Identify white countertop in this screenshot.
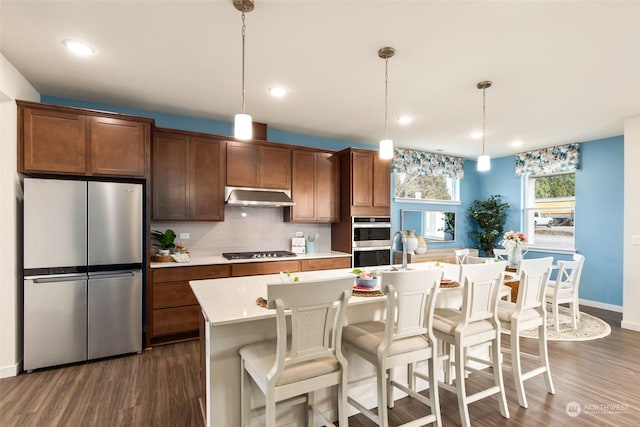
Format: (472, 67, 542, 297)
(190, 263, 449, 327)
(150, 250, 351, 268)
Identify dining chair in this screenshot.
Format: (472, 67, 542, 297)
(493, 248, 508, 261)
(342, 268, 443, 427)
(433, 261, 509, 427)
(498, 257, 555, 408)
(454, 249, 470, 264)
(239, 276, 354, 427)
(545, 253, 585, 331)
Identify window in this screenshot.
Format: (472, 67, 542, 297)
(394, 172, 460, 202)
(523, 173, 575, 251)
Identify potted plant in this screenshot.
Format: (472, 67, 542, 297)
(151, 229, 176, 255)
(468, 195, 509, 256)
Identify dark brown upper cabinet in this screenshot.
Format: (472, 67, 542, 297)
(338, 148, 391, 218)
(226, 140, 291, 190)
(152, 129, 226, 221)
(285, 148, 339, 223)
(18, 100, 151, 178)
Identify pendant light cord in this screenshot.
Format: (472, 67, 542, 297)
(384, 56, 389, 140)
(241, 11, 247, 114)
(482, 86, 486, 156)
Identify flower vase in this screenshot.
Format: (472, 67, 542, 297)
(405, 230, 418, 254)
(507, 246, 523, 269)
(415, 233, 427, 254)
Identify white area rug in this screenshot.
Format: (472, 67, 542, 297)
(519, 305, 611, 341)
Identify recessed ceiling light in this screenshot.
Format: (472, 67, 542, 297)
(63, 39, 95, 56)
(511, 140, 523, 147)
(397, 115, 412, 125)
(268, 86, 287, 97)
(470, 131, 483, 140)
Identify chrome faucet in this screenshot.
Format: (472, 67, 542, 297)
(392, 230, 408, 271)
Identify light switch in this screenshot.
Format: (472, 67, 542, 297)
(632, 235, 640, 245)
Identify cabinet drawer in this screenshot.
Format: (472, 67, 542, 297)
(300, 257, 351, 272)
(153, 281, 198, 308)
(152, 264, 230, 283)
(153, 305, 200, 336)
(231, 260, 299, 277)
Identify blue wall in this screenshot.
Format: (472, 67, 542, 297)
(42, 96, 625, 307)
(473, 137, 624, 307)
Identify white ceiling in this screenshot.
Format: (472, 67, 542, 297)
(2, 0, 639, 159)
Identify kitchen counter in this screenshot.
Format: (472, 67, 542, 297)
(150, 250, 350, 268)
(190, 263, 464, 427)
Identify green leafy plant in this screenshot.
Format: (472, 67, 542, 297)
(468, 195, 509, 256)
(151, 229, 176, 250)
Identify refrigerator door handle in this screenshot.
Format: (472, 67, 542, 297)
(32, 275, 88, 284)
(89, 271, 138, 279)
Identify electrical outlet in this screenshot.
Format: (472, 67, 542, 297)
(179, 233, 190, 239)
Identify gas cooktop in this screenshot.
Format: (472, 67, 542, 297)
(222, 250, 298, 260)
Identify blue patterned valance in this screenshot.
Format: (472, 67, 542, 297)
(391, 147, 464, 179)
(515, 143, 580, 177)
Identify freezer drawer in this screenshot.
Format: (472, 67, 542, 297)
(88, 271, 142, 359)
(24, 275, 88, 371)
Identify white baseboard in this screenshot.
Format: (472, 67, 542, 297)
(621, 320, 640, 332)
(0, 359, 22, 378)
(578, 298, 622, 313)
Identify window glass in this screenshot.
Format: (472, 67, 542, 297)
(394, 172, 459, 202)
(524, 173, 575, 250)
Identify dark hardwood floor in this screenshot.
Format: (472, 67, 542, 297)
(1, 306, 639, 426)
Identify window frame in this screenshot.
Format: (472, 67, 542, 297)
(522, 172, 576, 253)
(393, 172, 461, 205)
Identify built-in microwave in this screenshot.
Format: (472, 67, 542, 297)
(352, 217, 392, 267)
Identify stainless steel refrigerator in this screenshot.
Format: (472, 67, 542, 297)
(23, 178, 143, 371)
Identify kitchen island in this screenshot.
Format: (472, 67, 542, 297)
(190, 264, 466, 427)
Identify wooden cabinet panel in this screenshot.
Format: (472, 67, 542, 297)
(21, 107, 87, 174)
(259, 146, 291, 189)
(152, 132, 188, 220)
(152, 264, 230, 283)
(286, 149, 338, 223)
(351, 152, 373, 208)
(152, 129, 225, 221)
(90, 117, 147, 176)
(300, 257, 351, 272)
(226, 141, 259, 187)
(18, 101, 151, 178)
(288, 150, 316, 221)
(373, 155, 391, 208)
(189, 137, 225, 220)
(231, 260, 299, 277)
(226, 141, 291, 189)
(153, 281, 198, 309)
(153, 305, 200, 336)
(316, 152, 339, 221)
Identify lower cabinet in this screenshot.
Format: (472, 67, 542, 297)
(150, 264, 230, 345)
(150, 256, 352, 345)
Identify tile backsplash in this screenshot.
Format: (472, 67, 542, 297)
(152, 206, 332, 256)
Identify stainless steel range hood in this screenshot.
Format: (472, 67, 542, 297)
(224, 186, 295, 207)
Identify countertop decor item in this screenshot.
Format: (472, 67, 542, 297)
(405, 229, 418, 254)
(151, 229, 176, 254)
(415, 232, 427, 254)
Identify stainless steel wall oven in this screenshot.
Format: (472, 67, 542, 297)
(352, 216, 392, 268)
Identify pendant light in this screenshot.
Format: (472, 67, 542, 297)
(477, 80, 492, 172)
(233, 0, 254, 140)
(378, 47, 395, 160)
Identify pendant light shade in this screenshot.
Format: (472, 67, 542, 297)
(379, 139, 393, 159)
(477, 154, 491, 172)
(234, 114, 252, 140)
(476, 80, 492, 172)
(378, 47, 395, 160)
(233, 0, 254, 140)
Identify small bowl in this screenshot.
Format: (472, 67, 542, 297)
(355, 277, 379, 288)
